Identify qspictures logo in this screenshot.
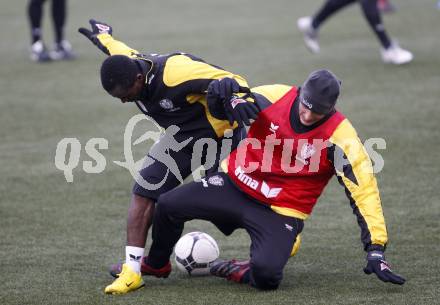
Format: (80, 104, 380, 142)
(54, 114, 387, 190)
(54, 114, 234, 188)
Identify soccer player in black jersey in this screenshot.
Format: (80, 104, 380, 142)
(79, 19, 291, 294)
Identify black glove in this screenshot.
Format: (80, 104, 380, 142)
(78, 19, 113, 55)
(206, 78, 259, 127)
(224, 96, 260, 127)
(207, 77, 248, 103)
(364, 250, 406, 285)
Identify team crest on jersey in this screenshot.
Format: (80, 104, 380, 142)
(159, 99, 174, 110)
(299, 143, 316, 164)
(208, 175, 224, 186)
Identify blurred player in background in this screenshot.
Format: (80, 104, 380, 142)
(297, 0, 413, 65)
(78, 20, 292, 294)
(27, 0, 75, 62)
(141, 71, 406, 290)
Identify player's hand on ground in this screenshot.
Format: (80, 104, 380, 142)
(363, 250, 406, 285)
(78, 19, 113, 55)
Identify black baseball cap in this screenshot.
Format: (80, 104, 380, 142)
(299, 69, 342, 115)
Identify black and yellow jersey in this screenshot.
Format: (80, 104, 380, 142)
(97, 34, 250, 141)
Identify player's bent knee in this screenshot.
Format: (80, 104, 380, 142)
(251, 264, 282, 290)
(155, 197, 172, 215)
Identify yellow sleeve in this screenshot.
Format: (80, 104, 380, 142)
(329, 119, 388, 250)
(162, 54, 248, 90)
(96, 33, 139, 57)
(160, 54, 250, 137)
(251, 84, 292, 104)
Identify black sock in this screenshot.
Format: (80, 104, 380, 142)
(52, 0, 66, 44)
(312, 0, 357, 29)
(28, 0, 46, 44)
(359, 0, 391, 49)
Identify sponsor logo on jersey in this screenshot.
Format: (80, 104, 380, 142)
(261, 181, 282, 198)
(234, 166, 259, 190)
(269, 122, 279, 133)
(296, 143, 316, 165)
(234, 167, 283, 197)
(208, 175, 224, 186)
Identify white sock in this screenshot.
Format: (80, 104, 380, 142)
(125, 246, 144, 273)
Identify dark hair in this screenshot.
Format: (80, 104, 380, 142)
(100, 55, 139, 92)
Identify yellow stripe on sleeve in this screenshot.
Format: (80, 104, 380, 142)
(163, 55, 248, 88)
(97, 34, 139, 57)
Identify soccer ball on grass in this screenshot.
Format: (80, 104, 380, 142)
(174, 231, 219, 275)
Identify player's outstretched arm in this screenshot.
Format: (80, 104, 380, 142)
(78, 19, 139, 57)
(328, 119, 388, 248)
(328, 120, 405, 285)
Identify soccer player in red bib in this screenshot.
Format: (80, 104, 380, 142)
(140, 69, 406, 290)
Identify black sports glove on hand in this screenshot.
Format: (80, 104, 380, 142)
(224, 96, 260, 127)
(78, 19, 113, 55)
(364, 250, 406, 285)
(207, 78, 259, 127)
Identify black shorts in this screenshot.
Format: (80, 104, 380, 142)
(132, 128, 246, 201)
(132, 145, 194, 201)
(148, 172, 303, 288)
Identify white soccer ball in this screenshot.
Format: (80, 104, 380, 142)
(174, 231, 220, 276)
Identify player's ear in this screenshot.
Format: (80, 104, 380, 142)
(136, 73, 143, 81)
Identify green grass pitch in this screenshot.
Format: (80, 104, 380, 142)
(0, 0, 439, 304)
